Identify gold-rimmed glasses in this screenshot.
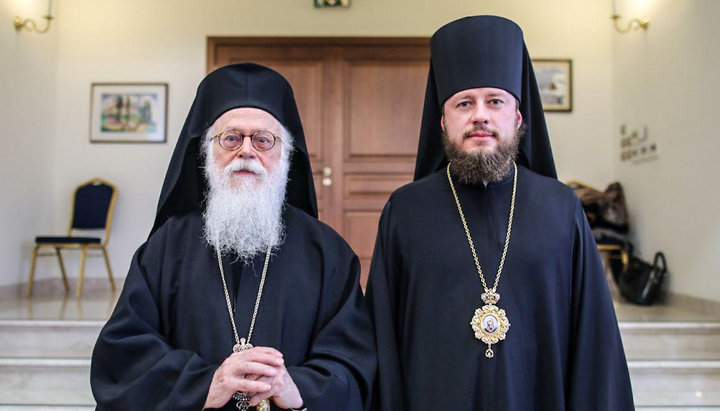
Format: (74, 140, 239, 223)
(212, 130, 280, 152)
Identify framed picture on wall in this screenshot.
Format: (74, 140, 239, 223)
(532, 59, 572, 112)
(90, 83, 168, 143)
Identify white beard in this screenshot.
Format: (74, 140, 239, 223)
(202, 145, 290, 262)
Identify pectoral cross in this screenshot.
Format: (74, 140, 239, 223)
(231, 339, 270, 411)
(232, 339, 253, 410)
(233, 338, 253, 353)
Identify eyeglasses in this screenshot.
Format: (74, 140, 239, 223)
(212, 130, 280, 152)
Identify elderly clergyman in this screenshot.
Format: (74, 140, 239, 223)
(366, 16, 634, 410)
(91, 63, 376, 411)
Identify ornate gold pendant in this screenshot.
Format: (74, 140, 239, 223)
(471, 294, 510, 358)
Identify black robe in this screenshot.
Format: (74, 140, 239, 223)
(366, 166, 634, 410)
(91, 206, 376, 410)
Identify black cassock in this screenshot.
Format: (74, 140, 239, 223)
(91, 206, 376, 410)
(366, 166, 634, 411)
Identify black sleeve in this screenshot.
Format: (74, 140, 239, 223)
(566, 199, 635, 410)
(288, 232, 377, 411)
(365, 201, 406, 411)
(90, 228, 216, 411)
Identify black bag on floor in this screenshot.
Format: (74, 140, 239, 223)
(619, 251, 667, 305)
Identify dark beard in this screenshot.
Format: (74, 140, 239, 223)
(442, 124, 523, 184)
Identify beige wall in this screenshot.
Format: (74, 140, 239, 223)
(5, 0, 671, 298)
(1, 0, 58, 287)
(612, 0, 720, 302)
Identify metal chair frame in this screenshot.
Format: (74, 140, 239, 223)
(27, 178, 118, 297)
(597, 243, 629, 272)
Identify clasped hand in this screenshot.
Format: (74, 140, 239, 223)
(204, 346, 303, 409)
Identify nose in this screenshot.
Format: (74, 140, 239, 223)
(471, 105, 490, 125)
(234, 136, 257, 159)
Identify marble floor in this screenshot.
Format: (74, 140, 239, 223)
(1, 284, 719, 409)
(0, 288, 119, 321)
(615, 299, 720, 323)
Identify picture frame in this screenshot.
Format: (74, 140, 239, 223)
(90, 83, 168, 143)
(532, 59, 572, 112)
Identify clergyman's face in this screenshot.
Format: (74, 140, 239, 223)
(210, 107, 283, 188)
(441, 87, 522, 155)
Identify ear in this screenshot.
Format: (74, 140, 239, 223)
(440, 115, 446, 133)
(516, 109, 523, 130)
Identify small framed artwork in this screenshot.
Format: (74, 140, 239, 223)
(532, 59, 572, 112)
(90, 83, 168, 143)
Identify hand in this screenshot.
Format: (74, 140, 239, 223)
(204, 347, 284, 409)
(248, 362, 303, 410)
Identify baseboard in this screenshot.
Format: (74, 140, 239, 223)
(0, 278, 121, 300)
(664, 291, 720, 317)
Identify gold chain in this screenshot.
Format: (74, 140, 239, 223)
(216, 245, 271, 349)
(446, 162, 517, 294)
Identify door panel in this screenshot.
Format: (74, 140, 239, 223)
(344, 211, 383, 283)
(345, 61, 428, 157)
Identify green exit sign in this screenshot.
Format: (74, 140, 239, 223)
(314, 0, 350, 8)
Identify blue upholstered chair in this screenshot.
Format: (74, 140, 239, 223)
(27, 178, 118, 297)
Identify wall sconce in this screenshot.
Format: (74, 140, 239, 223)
(14, 0, 54, 34)
(315, 0, 350, 8)
(611, 0, 649, 33)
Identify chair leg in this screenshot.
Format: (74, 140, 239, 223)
(600, 251, 611, 275)
(76, 247, 88, 298)
(620, 248, 629, 271)
(26, 245, 40, 297)
(101, 247, 116, 292)
(55, 248, 70, 292)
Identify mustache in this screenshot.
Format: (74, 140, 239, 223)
(463, 124, 498, 139)
(223, 158, 267, 177)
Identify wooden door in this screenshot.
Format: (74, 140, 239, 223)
(208, 38, 430, 286)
